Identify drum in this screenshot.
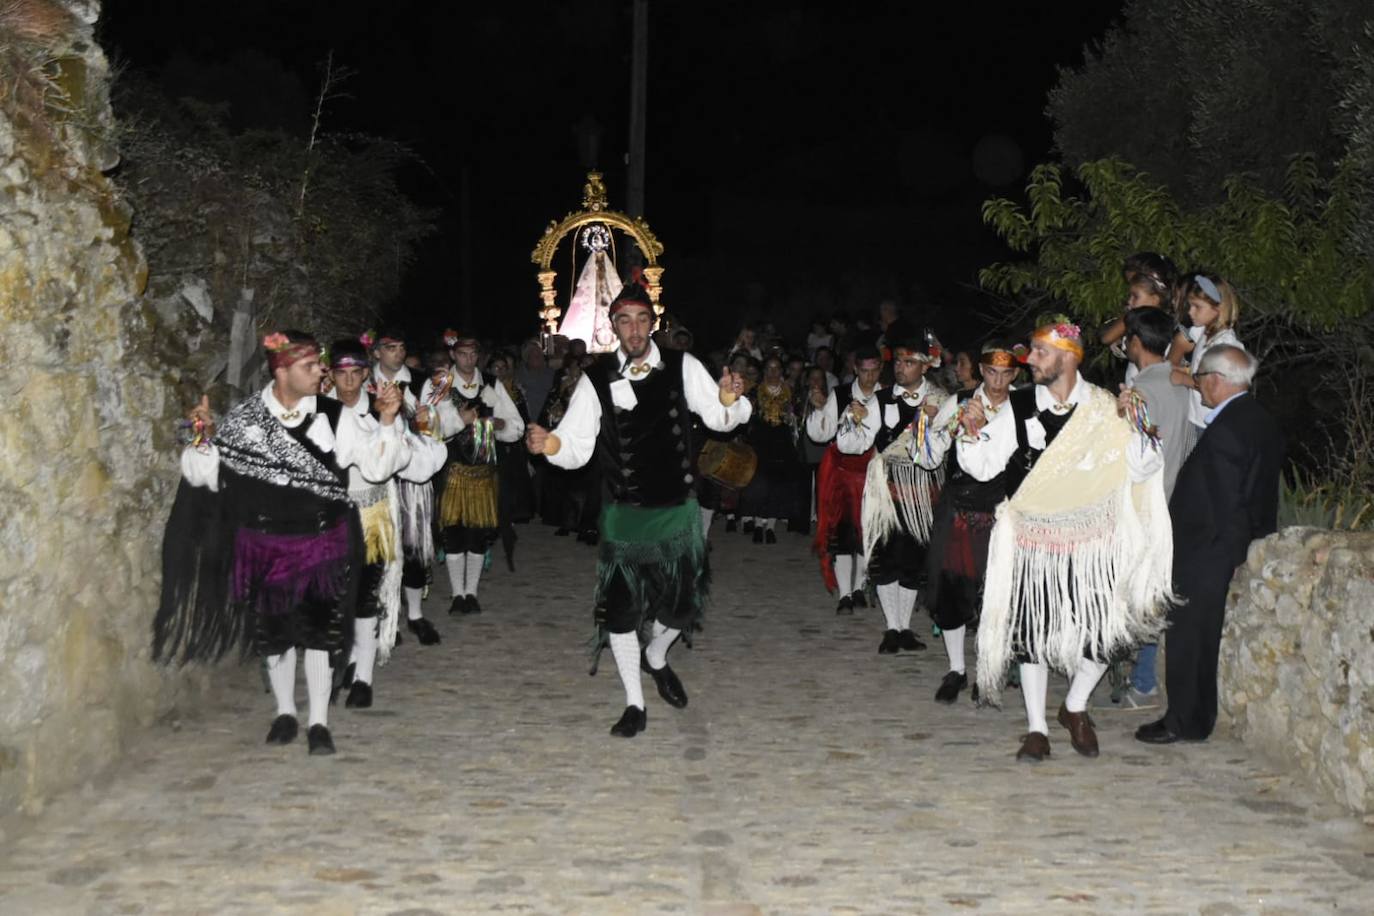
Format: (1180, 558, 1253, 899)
(698, 439, 758, 490)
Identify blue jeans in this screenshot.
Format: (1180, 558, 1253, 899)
(1131, 643, 1159, 693)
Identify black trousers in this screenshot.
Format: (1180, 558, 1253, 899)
(1164, 574, 1230, 740)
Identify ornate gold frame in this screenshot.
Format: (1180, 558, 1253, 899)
(530, 171, 665, 334)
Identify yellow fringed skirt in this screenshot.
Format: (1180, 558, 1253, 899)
(356, 488, 399, 565)
(440, 463, 499, 530)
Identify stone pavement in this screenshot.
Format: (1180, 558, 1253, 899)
(2, 524, 1371, 915)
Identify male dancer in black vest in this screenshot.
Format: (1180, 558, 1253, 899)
(525, 282, 750, 737)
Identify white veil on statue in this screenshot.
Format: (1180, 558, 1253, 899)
(557, 225, 621, 353)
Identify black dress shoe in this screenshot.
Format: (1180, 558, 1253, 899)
(641, 651, 688, 708)
(1016, 732, 1051, 762)
(329, 662, 356, 705)
(765, 529, 777, 545)
(265, 714, 298, 745)
(753, 527, 764, 544)
(1135, 718, 1182, 744)
(580, 529, 599, 546)
(610, 706, 647, 737)
(896, 629, 927, 651)
(307, 724, 336, 755)
(724, 518, 738, 533)
(934, 670, 968, 704)
(463, 594, 482, 615)
(344, 681, 373, 709)
(851, 590, 868, 608)
(836, 594, 855, 615)
(448, 596, 465, 616)
(742, 518, 755, 534)
(407, 617, 441, 646)
(555, 527, 571, 536)
(878, 629, 900, 654)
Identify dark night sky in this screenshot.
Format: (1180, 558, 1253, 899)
(100, 0, 1122, 348)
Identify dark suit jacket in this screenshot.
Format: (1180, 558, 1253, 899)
(1169, 393, 1284, 593)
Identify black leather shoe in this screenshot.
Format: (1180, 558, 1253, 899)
(307, 724, 336, 755)
(851, 590, 868, 608)
(464, 595, 482, 615)
(641, 651, 688, 708)
(765, 529, 777, 545)
(329, 661, 356, 705)
(265, 714, 298, 745)
(753, 528, 764, 544)
(897, 629, 927, 651)
(742, 519, 755, 534)
(555, 527, 571, 536)
(724, 518, 738, 533)
(1016, 732, 1051, 762)
(448, 596, 465, 616)
(610, 706, 647, 737)
(878, 629, 900, 654)
(407, 617, 441, 646)
(344, 681, 373, 709)
(836, 594, 854, 615)
(580, 529, 599, 546)
(934, 671, 968, 704)
(1135, 718, 1182, 745)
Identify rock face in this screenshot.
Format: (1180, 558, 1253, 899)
(0, 0, 213, 816)
(1219, 527, 1374, 814)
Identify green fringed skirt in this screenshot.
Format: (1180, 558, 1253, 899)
(591, 498, 709, 667)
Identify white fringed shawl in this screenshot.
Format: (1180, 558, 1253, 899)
(862, 427, 944, 559)
(975, 385, 1173, 702)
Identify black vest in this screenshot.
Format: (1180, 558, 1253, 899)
(1004, 387, 1076, 497)
(587, 349, 696, 507)
(873, 386, 924, 454)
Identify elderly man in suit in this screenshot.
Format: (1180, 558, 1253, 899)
(1137, 345, 1283, 744)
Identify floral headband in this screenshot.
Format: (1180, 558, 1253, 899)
(443, 328, 477, 349)
(980, 344, 1026, 368)
(1030, 316, 1084, 358)
(263, 332, 321, 371)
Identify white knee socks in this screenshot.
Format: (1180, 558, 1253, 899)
(303, 649, 332, 727)
(700, 508, 714, 536)
(267, 648, 297, 717)
(1065, 657, 1108, 713)
(405, 586, 423, 621)
(876, 582, 902, 630)
(834, 555, 854, 593)
(353, 618, 378, 686)
(465, 552, 484, 596)
(763, 518, 776, 531)
(445, 554, 466, 597)
(897, 587, 918, 630)
(942, 625, 966, 674)
(1020, 661, 1049, 736)
(853, 553, 868, 593)
(608, 632, 645, 710)
(644, 622, 680, 669)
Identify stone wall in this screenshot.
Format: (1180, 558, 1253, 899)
(0, 0, 213, 817)
(1220, 527, 1374, 815)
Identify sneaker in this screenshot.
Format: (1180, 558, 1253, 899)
(1120, 686, 1161, 710)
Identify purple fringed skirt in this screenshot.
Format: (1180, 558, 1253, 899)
(232, 518, 353, 615)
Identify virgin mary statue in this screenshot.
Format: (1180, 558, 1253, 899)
(556, 224, 621, 353)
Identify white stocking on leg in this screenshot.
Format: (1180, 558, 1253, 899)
(464, 552, 485, 597)
(353, 618, 378, 686)
(853, 553, 869, 594)
(644, 623, 680, 669)
(1065, 658, 1108, 713)
(834, 555, 855, 595)
(608, 632, 645, 710)
(1020, 661, 1049, 736)
(445, 555, 466, 597)
(405, 587, 424, 621)
(942, 626, 966, 674)
(303, 649, 332, 728)
(700, 508, 714, 537)
(266, 648, 297, 717)
(897, 587, 918, 631)
(875, 583, 902, 630)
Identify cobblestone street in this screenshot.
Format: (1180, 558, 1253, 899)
(2, 524, 1371, 915)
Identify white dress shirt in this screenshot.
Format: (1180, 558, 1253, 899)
(547, 342, 752, 471)
(420, 368, 525, 444)
(180, 384, 410, 492)
(342, 391, 448, 491)
(804, 380, 884, 449)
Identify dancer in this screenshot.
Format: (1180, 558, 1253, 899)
(970, 318, 1172, 761)
(808, 346, 885, 613)
(525, 281, 750, 737)
(917, 342, 1021, 702)
(859, 332, 947, 654)
(329, 338, 447, 707)
(155, 330, 414, 754)
(421, 331, 525, 615)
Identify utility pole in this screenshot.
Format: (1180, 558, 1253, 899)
(627, 0, 648, 225)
